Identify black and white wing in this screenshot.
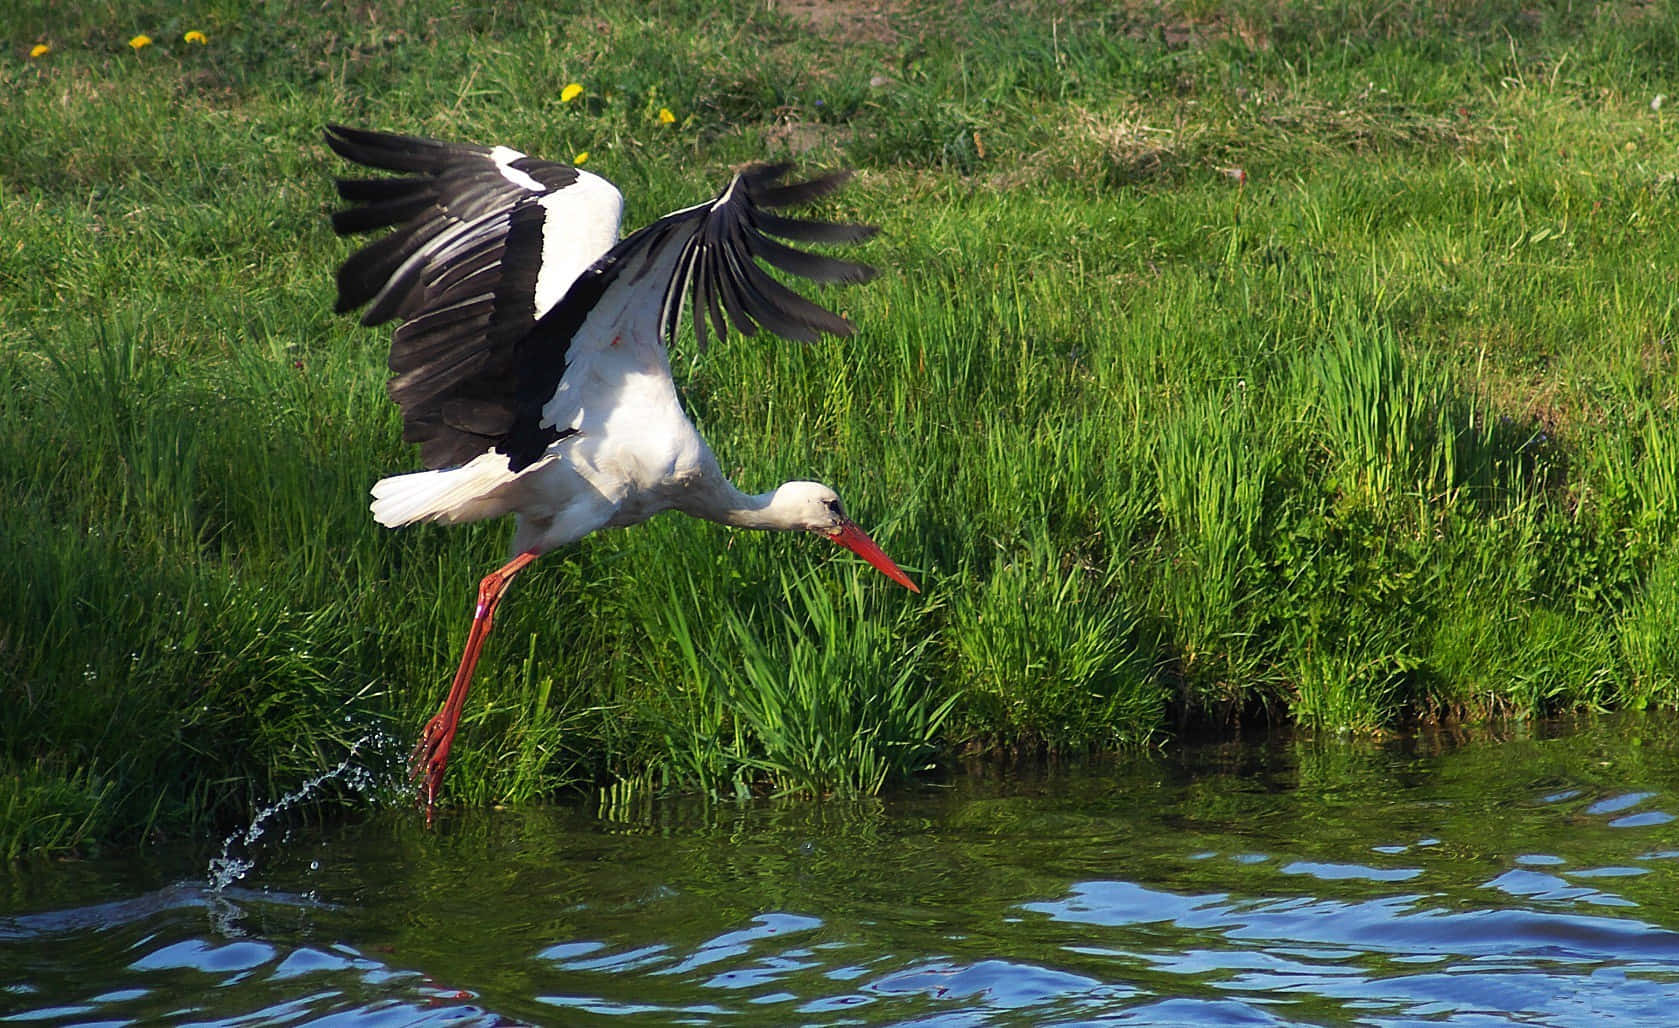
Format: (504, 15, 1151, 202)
(327, 126, 877, 474)
(646, 162, 880, 353)
(500, 163, 880, 469)
(325, 124, 623, 468)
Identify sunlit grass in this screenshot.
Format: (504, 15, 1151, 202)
(4, 0, 1679, 850)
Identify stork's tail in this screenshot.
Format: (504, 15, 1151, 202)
(369, 452, 527, 527)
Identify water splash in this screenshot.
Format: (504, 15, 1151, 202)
(207, 733, 397, 894)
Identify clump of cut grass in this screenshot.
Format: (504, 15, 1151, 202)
(654, 567, 949, 797)
(1618, 555, 1679, 711)
(1284, 623, 1420, 734)
(1153, 391, 1275, 698)
(0, 762, 113, 861)
(947, 538, 1159, 752)
(1299, 319, 1454, 508)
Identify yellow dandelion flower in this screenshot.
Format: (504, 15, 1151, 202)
(657, 107, 675, 124)
(184, 30, 207, 44)
(573, 151, 590, 165)
(128, 34, 153, 50)
(29, 43, 50, 58)
(560, 82, 583, 103)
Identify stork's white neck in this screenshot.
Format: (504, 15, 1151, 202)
(689, 481, 796, 531)
(680, 477, 839, 533)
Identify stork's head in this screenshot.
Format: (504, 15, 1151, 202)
(774, 481, 920, 593)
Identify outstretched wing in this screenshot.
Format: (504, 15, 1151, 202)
(501, 163, 880, 470)
(324, 124, 623, 468)
(654, 163, 880, 353)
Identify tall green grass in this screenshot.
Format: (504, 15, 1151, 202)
(654, 569, 951, 796)
(5, 0, 1679, 852)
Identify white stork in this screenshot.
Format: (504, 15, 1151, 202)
(323, 125, 918, 815)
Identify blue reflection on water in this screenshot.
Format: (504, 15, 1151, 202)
(7, 724, 1679, 1026)
(1015, 866, 1679, 1023)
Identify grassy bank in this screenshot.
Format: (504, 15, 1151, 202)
(4, 0, 1677, 854)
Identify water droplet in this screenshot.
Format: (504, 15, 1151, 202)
(206, 733, 394, 892)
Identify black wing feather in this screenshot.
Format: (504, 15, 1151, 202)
(710, 239, 762, 337)
(334, 214, 446, 315)
(751, 169, 853, 208)
(324, 123, 491, 174)
(330, 190, 437, 234)
(715, 212, 859, 338)
(746, 231, 876, 284)
(751, 210, 877, 245)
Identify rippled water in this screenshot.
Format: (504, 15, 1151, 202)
(5, 717, 1679, 1025)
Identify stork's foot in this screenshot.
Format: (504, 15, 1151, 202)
(409, 708, 459, 825)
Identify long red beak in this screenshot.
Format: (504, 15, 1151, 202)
(825, 519, 920, 593)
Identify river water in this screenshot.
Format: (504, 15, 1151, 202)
(4, 717, 1679, 1025)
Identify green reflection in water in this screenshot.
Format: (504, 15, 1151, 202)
(5, 714, 1679, 1025)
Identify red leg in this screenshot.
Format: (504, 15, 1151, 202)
(411, 550, 540, 822)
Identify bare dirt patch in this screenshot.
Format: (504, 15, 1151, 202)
(772, 0, 905, 46)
